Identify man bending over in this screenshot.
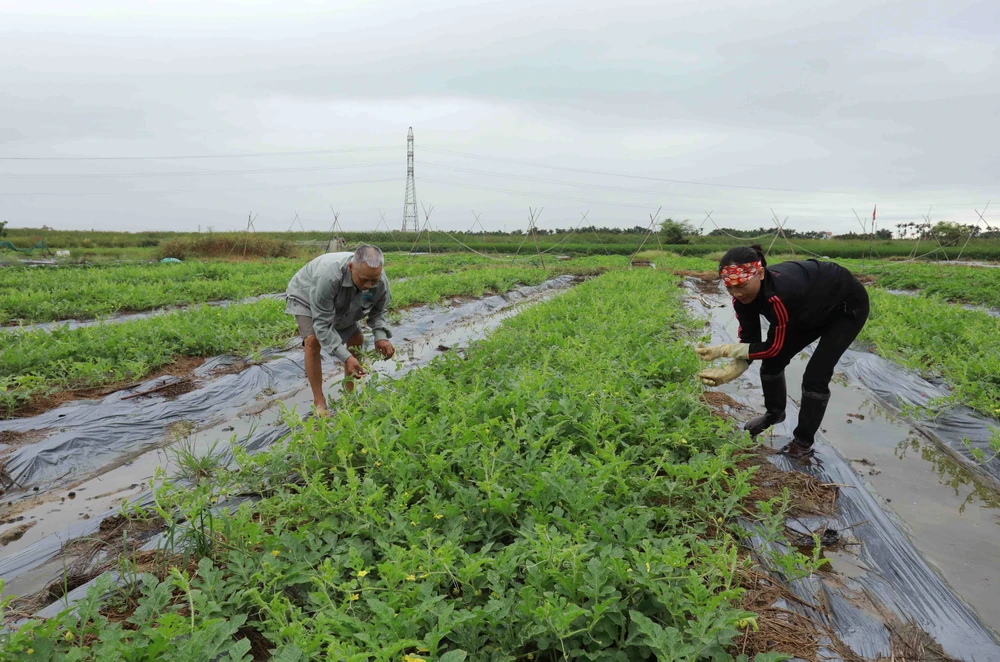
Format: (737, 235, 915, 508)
(284, 244, 395, 415)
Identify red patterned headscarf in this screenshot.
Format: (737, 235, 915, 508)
(720, 261, 762, 287)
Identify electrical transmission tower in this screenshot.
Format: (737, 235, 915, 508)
(401, 127, 419, 232)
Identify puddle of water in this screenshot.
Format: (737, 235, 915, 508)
(0, 284, 568, 600)
(710, 298, 1000, 635)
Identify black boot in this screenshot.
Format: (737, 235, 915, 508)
(779, 390, 831, 458)
(744, 372, 787, 437)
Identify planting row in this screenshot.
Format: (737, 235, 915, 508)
(0, 253, 515, 326)
(0, 267, 583, 418)
(0, 270, 794, 661)
(858, 290, 1000, 419)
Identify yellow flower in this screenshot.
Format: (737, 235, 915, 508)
(527, 655, 534, 661)
(27, 649, 34, 655)
(717, 517, 724, 523)
(350, 593, 360, 601)
(679, 438, 688, 444)
(64, 631, 75, 642)
(402, 656, 427, 662)
(406, 574, 416, 581)
(357, 570, 368, 578)
(271, 550, 280, 557)
(361, 448, 368, 454)
(375, 461, 382, 467)
(434, 514, 443, 520)
(627, 568, 632, 573)
(645, 562, 651, 572)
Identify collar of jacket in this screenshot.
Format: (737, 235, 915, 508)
(340, 263, 356, 289)
(754, 268, 776, 305)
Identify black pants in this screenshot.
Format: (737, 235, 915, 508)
(759, 284, 870, 396)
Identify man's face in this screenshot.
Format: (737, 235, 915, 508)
(349, 261, 382, 290)
(725, 268, 763, 304)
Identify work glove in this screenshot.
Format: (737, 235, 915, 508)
(698, 359, 750, 387)
(695, 343, 750, 361)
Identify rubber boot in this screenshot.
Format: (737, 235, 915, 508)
(744, 372, 787, 437)
(779, 390, 830, 459)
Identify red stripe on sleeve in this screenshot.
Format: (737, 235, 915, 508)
(749, 296, 787, 360)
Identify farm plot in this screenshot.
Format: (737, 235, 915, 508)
(844, 259, 1000, 311)
(645, 254, 1000, 418)
(0, 276, 581, 604)
(0, 266, 595, 419)
(0, 261, 302, 326)
(858, 291, 1000, 420)
(0, 270, 819, 661)
(0, 253, 517, 327)
(687, 281, 1000, 658)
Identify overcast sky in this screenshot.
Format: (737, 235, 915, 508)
(1, 0, 997, 235)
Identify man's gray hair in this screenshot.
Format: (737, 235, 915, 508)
(353, 244, 384, 268)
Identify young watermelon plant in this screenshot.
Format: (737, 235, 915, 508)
(0, 271, 800, 661)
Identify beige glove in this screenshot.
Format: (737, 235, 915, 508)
(699, 359, 750, 387)
(695, 343, 750, 361)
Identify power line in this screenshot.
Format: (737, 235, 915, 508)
(422, 161, 867, 204)
(423, 146, 999, 195)
(420, 177, 986, 222)
(0, 162, 396, 179)
(0, 146, 398, 161)
(420, 177, 664, 211)
(422, 146, 823, 194)
(0, 176, 400, 197)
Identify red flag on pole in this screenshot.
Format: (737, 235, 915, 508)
(872, 205, 877, 221)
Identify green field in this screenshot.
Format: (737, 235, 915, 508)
(0, 270, 811, 660)
(1, 254, 622, 326)
(858, 291, 1000, 418)
(5, 226, 1000, 261)
(0, 265, 610, 418)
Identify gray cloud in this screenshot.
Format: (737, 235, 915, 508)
(0, 0, 996, 233)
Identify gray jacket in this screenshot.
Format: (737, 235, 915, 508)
(285, 252, 392, 362)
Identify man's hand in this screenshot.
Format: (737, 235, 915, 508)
(698, 359, 750, 387)
(695, 343, 750, 361)
(344, 355, 366, 379)
(375, 339, 395, 359)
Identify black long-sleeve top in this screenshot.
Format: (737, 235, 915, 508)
(734, 259, 861, 361)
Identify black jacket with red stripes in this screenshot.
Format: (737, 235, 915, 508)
(733, 259, 862, 361)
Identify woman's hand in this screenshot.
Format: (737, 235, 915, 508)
(698, 359, 750, 386)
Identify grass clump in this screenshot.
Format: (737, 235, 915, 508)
(158, 234, 296, 260)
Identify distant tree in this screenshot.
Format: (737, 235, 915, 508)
(0, 220, 7, 238)
(929, 221, 968, 244)
(659, 218, 698, 244)
(874, 228, 892, 240)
